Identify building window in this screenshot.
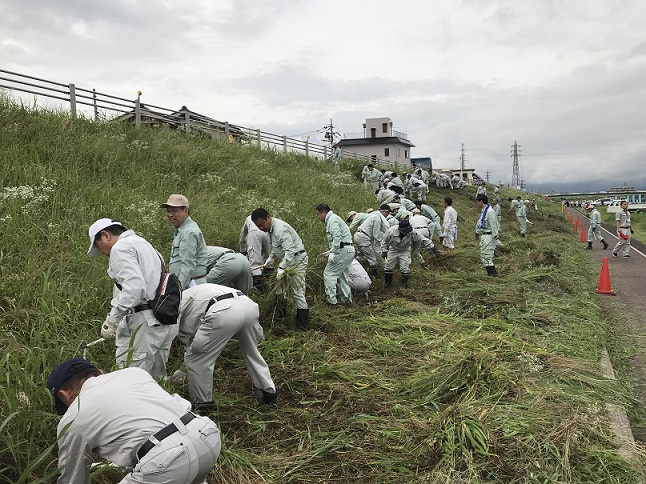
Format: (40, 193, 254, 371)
(384, 148, 390, 157)
(382, 123, 388, 134)
(370, 127, 376, 138)
(404, 150, 408, 158)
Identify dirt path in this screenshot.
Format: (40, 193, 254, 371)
(572, 208, 646, 441)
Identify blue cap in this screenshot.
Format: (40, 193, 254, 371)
(46, 358, 97, 415)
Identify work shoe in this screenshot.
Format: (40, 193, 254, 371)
(601, 239, 609, 250)
(622, 254, 631, 258)
(612, 252, 618, 258)
(254, 388, 278, 405)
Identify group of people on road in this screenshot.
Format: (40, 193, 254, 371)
(583, 200, 634, 257)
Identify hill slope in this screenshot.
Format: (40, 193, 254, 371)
(0, 99, 643, 483)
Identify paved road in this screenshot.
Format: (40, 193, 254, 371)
(570, 208, 646, 441)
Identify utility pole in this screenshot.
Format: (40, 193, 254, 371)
(459, 143, 466, 181)
(485, 171, 490, 183)
(511, 140, 521, 189)
(322, 118, 341, 151)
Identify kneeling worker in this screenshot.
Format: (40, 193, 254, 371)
(178, 283, 278, 414)
(47, 358, 220, 483)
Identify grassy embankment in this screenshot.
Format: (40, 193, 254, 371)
(1, 98, 644, 483)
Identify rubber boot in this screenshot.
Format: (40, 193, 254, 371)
(401, 273, 409, 288)
(584, 242, 592, 250)
(601, 239, 608, 250)
(252, 275, 266, 293)
(431, 246, 441, 257)
(295, 308, 309, 331)
(370, 266, 379, 278)
(384, 271, 393, 288)
(486, 266, 498, 277)
(276, 299, 288, 319)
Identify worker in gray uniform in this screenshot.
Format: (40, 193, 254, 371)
(178, 284, 278, 413)
(584, 203, 609, 250)
(391, 193, 416, 212)
(381, 219, 434, 288)
(612, 200, 633, 258)
(161, 194, 208, 288)
(239, 214, 273, 292)
(414, 200, 443, 242)
(316, 203, 355, 306)
(474, 194, 500, 276)
(354, 204, 390, 277)
(517, 199, 529, 237)
(205, 246, 252, 295)
(251, 207, 309, 330)
(87, 218, 178, 379)
(47, 359, 220, 484)
(347, 210, 371, 233)
(490, 197, 502, 232)
(409, 210, 441, 266)
(365, 163, 382, 192)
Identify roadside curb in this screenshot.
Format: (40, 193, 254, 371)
(600, 349, 645, 480)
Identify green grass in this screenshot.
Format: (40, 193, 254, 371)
(1, 96, 644, 483)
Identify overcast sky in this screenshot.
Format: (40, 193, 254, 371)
(3, 0, 645, 192)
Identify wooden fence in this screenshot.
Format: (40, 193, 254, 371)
(0, 69, 402, 168)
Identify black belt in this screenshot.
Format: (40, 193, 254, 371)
(481, 231, 492, 235)
(358, 230, 369, 236)
(133, 304, 150, 313)
(620, 226, 630, 229)
(137, 412, 197, 460)
(214, 250, 235, 263)
(205, 291, 244, 312)
(339, 242, 353, 248)
(294, 250, 306, 256)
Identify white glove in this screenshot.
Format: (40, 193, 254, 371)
(276, 268, 285, 279)
(101, 314, 122, 340)
(328, 252, 335, 263)
(263, 257, 274, 267)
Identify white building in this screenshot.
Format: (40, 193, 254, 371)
(337, 117, 415, 168)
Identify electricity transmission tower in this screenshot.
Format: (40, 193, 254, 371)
(511, 140, 521, 188)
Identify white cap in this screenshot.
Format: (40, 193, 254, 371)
(87, 218, 124, 256)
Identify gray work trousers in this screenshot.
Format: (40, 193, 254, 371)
(185, 295, 275, 403)
(121, 415, 220, 484)
(115, 310, 178, 379)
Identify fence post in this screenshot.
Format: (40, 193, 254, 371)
(256, 129, 261, 147)
(92, 89, 98, 120)
(184, 111, 190, 132)
(282, 135, 287, 153)
(324, 146, 328, 159)
(224, 121, 230, 142)
(68, 83, 77, 118)
(305, 138, 309, 157)
(134, 97, 141, 127)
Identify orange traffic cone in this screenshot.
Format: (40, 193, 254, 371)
(579, 226, 587, 242)
(596, 257, 615, 295)
(573, 220, 579, 233)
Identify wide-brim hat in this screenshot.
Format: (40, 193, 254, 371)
(160, 194, 189, 209)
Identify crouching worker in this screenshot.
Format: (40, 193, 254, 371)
(47, 358, 220, 484)
(381, 219, 434, 288)
(178, 283, 278, 415)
